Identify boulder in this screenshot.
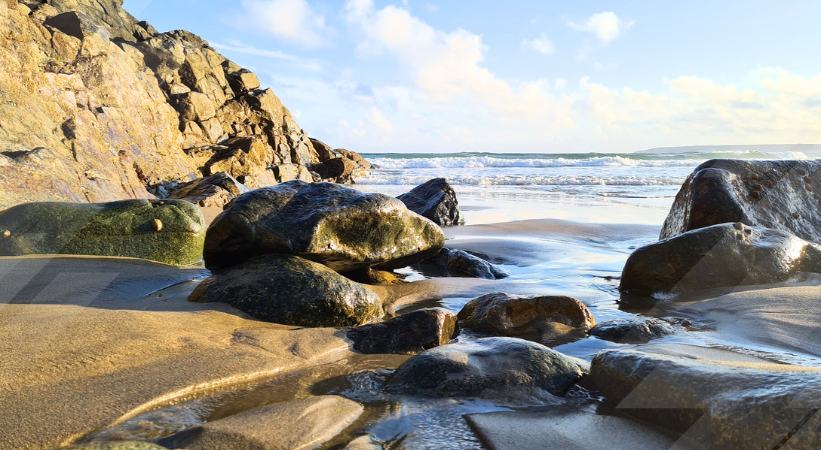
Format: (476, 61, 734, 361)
(226, 69, 260, 94)
(343, 268, 405, 285)
(416, 248, 507, 279)
(313, 157, 356, 183)
(589, 317, 679, 343)
(273, 163, 314, 183)
(398, 178, 463, 226)
(166, 172, 247, 208)
(0, 199, 205, 266)
(620, 223, 821, 297)
(162, 396, 363, 450)
(189, 255, 383, 327)
(388, 337, 586, 397)
(203, 181, 445, 271)
(661, 159, 821, 242)
(588, 348, 821, 450)
(457, 293, 596, 345)
(347, 308, 458, 354)
(310, 138, 336, 161)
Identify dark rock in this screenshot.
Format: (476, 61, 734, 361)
(0, 199, 205, 266)
(167, 172, 247, 208)
(313, 157, 356, 182)
(203, 181, 445, 271)
(189, 255, 383, 327)
(589, 348, 821, 450)
(458, 293, 596, 345)
(347, 308, 458, 354)
(620, 223, 821, 296)
(416, 247, 507, 279)
(661, 159, 821, 242)
(589, 317, 678, 343)
(398, 178, 464, 226)
(388, 337, 586, 397)
(44, 12, 91, 40)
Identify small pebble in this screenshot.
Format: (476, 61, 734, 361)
(152, 218, 163, 232)
(2, 229, 10, 238)
(732, 222, 744, 230)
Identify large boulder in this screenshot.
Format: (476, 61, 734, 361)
(166, 172, 247, 208)
(189, 255, 383, 327)
(398, 178, 464, 226)
(346, 308, 458, 354)
(0, 199, 205, 266)
(620, 223, 821, 296)
(388, 337, 586, 397)
(415, 247, 507, 279)
(661, 159, 821, 242)
(588, 348, 821, 450)
(203, 181, 445, 271)
(162, 396, 363, 450)
(457, 293, 596, 345)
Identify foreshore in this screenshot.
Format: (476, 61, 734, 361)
(1, 213, 819, 449)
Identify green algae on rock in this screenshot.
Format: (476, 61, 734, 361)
(203, 181, 445, 271)
(189, 254, 384, 327)
(0, 199, 205, 266)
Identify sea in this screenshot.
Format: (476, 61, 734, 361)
(357, 148, 817, 225)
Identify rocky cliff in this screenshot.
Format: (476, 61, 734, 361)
(0, 0, 368, 209)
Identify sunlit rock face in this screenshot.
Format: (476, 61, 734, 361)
(0, 0, 368, 210)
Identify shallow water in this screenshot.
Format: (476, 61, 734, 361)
(82, 153, 821, 448)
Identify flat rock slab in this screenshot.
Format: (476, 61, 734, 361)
(466, 408, 678, 450)
(165, 396, 363, 450)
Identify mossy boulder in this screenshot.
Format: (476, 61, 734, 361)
(0, 199, 205, 266)
(189, 255, 383, 327)
(203, 181, 445, 271)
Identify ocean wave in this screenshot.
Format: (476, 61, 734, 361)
(359, 173, 685, 186)
(368, 155, 704, 169)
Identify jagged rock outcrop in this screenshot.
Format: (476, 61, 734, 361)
(0, 0, 368, 210)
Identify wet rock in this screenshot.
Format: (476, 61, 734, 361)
(347, 308, 458, 354)
(416, 247, 507, 279)
(620, 223, 821, 297)
(204, 181, 445, 271)
(162, 396, 363, 450)
(166, 172, 247, 208)
(588, 348, 821, 450)
(661, 159, 821, 243)
(458, 293, 596, 345)
(190, 255, 383, 327)
(388, 337, 586, 397)
(589, 317, 679, 343)
(0, 199, 205, 266)
(398, 178, 464, 226)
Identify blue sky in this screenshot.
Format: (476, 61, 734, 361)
(124, 0, 821, 153)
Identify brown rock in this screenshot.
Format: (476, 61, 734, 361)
(347, 308, 459, 354)
(458, 293, 596, 345)
(167, 172, 246, 208)
(313, 157, 356, 182)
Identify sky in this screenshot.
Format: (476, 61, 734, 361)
(123, 0, 821, 153)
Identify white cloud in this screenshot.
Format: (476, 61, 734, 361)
(568, 11, 633, 44)
(523, 34, 555, 55)
(239, 0, 327, 47)
(211, 40, 323, 71)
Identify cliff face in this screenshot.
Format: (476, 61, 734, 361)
(0, 0, 364, 209)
